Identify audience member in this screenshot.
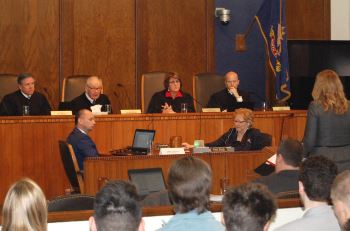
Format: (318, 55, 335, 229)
(222, 183, 277, 231)
(303, 69, 350, 171)
(331, 170, 350, 231)
(158, 156, 224, 231)
(1, 178, 47, 231)
(207, 71, 251, 111)
(67, 109, 98, 170)
(0, 73, 51, 116)
(184, 108, 270, 150)
(254, 138, 303, 194)
(275, 156, 340, 231)
(147, 72, 195, 113)
(89, 180, 144, 231)
(70, 76, 111, 114)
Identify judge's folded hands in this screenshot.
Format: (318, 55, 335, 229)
(161, 103, 175, 114)
(182, 142, 193, 149)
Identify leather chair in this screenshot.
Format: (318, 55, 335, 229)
(192, 73, 225, 111)
(61, 75, 90, 102)
(276, 190, 300, 199)
(58, 140, 85, 193)
(48, 194, 95, 212)
(141, 71, 169, 113)
(0, 74, 18, 101)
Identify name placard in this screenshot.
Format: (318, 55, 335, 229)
(272, 106, 290, 111)
(202, 108, 221, 113)
(120, 109, 142, 114)
(159, 148, 185, 155)
(50, 111, 73, 116)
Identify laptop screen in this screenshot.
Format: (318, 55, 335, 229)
(132, 129, 156, 152)
(128, 168, 166, 197)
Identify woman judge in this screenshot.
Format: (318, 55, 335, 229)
(303, 69, 350, 171)
(183, 108, 271, 150)
(147, 72, 195, 113)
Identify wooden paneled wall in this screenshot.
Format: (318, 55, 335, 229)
(0, 1, 329, 110)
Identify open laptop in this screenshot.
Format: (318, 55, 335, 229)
(130, 129, 156, 155)
(128, 168, 167, 198)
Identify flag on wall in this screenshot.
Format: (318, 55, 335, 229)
(255, 0, 291, 102)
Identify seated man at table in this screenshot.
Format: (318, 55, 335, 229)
(89, 180, 144, 231)
(222, 183, 277, 231)
(207, 71, 251, 111)
(254, 138, 303, 195)
(0, 73, 51, 116)
(158, 156, 224, 231)
(275, 156, 340, 231)
(67, 109, 98, 170)
(70, 76, 111, 114)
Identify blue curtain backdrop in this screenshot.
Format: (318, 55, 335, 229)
(215, 0, 266, 106)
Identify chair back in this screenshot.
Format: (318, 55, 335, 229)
(61, 75, 90, 102)
(192, 73, 225, 111)
(141, 72, 169, 113)
(58, 140, 85, 193)
(48, 194, 95, 212)
(0, 74, 18, 101)
(277, 190, 300, 199)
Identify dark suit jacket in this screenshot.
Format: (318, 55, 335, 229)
(303, 102, 350, 171)
(67, 127, 98, 170)
(205, 128, 271, 150)
(70, 93, 111, 114)
(147, 89, 195, 113)
(254, 170, 299, 194)
(0, 90, 51, 116)
(207, 88, 251, 111)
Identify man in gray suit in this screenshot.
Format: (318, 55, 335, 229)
(275, 156, 340, 231)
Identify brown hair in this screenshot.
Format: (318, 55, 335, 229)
(2, 178, 47, 231)
(163, 72, 182, 89)
(235, 108, 254, 127)
(312, 69, 349, 114)
(168, 156, 212, 214)
(331, 170, 350, 207)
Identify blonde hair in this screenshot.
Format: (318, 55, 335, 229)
(331, 170, 350, 208)
(235, 108, 254, 127)
(312, 69, 349, 114)
(2, 178, 48, 231)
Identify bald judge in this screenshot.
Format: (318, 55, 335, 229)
(70, 76, 112, 114)
(207, 71, 251, 111)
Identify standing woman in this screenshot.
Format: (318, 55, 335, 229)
(147, 72, 195, 113)
(303, 69, 350, 171)
(2, 178, 48, 231)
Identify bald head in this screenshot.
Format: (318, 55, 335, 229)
(225, 71, 239, 91)
(86, 76, 103, 100)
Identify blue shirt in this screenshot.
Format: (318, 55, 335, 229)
(157, 210, 224, 231)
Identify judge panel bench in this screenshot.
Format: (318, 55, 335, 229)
(0, 110, 307, 204)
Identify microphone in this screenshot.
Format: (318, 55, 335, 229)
(42, 87, 54, 110)
(189, 94, 204, 111)
(116, 83, 133, 109)
(113, 91, 123, 111)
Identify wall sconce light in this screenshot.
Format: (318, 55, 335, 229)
(215, 8, 231, 25)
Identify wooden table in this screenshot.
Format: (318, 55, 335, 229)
(0, 110, 307, 204)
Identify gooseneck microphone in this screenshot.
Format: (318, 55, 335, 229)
(116, 83, 133, 109)
(42, 87, 54, 110)
(113, 91, 123, 111)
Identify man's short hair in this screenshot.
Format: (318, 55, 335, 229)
(300, 155, 338, 201)
(168, 156, 211, 214)
(277, 138, 303, 167)
(223, 183, 277, 231)
(93, 180, 142, 231)
(17, 73, 33, 84)
(74, 109, 91, 125)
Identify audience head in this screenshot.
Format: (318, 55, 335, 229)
(17, 73, 35, 96)
(276, 138, 303, 172)
(75, 109, 95, 133)
(223, 183, 277, 231)
(86, 76, 103, 100)
(312, 69, 348, 114)
(234, 108, 253, 133)
(331, 170, 350, 230)
(163, 72, 182, 92)
(168, 156, 212, 214)
(90, 180, 144, 231)
(299, 155, 338, 203)
(2, 178, 47, 231)
(225, 71, 240, 91)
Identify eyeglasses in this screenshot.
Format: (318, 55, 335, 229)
(226, 80, 238, 84)
(169, 80, 180, 85)
(87, 86, 102, 91)
(234, 120, 246, 123)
